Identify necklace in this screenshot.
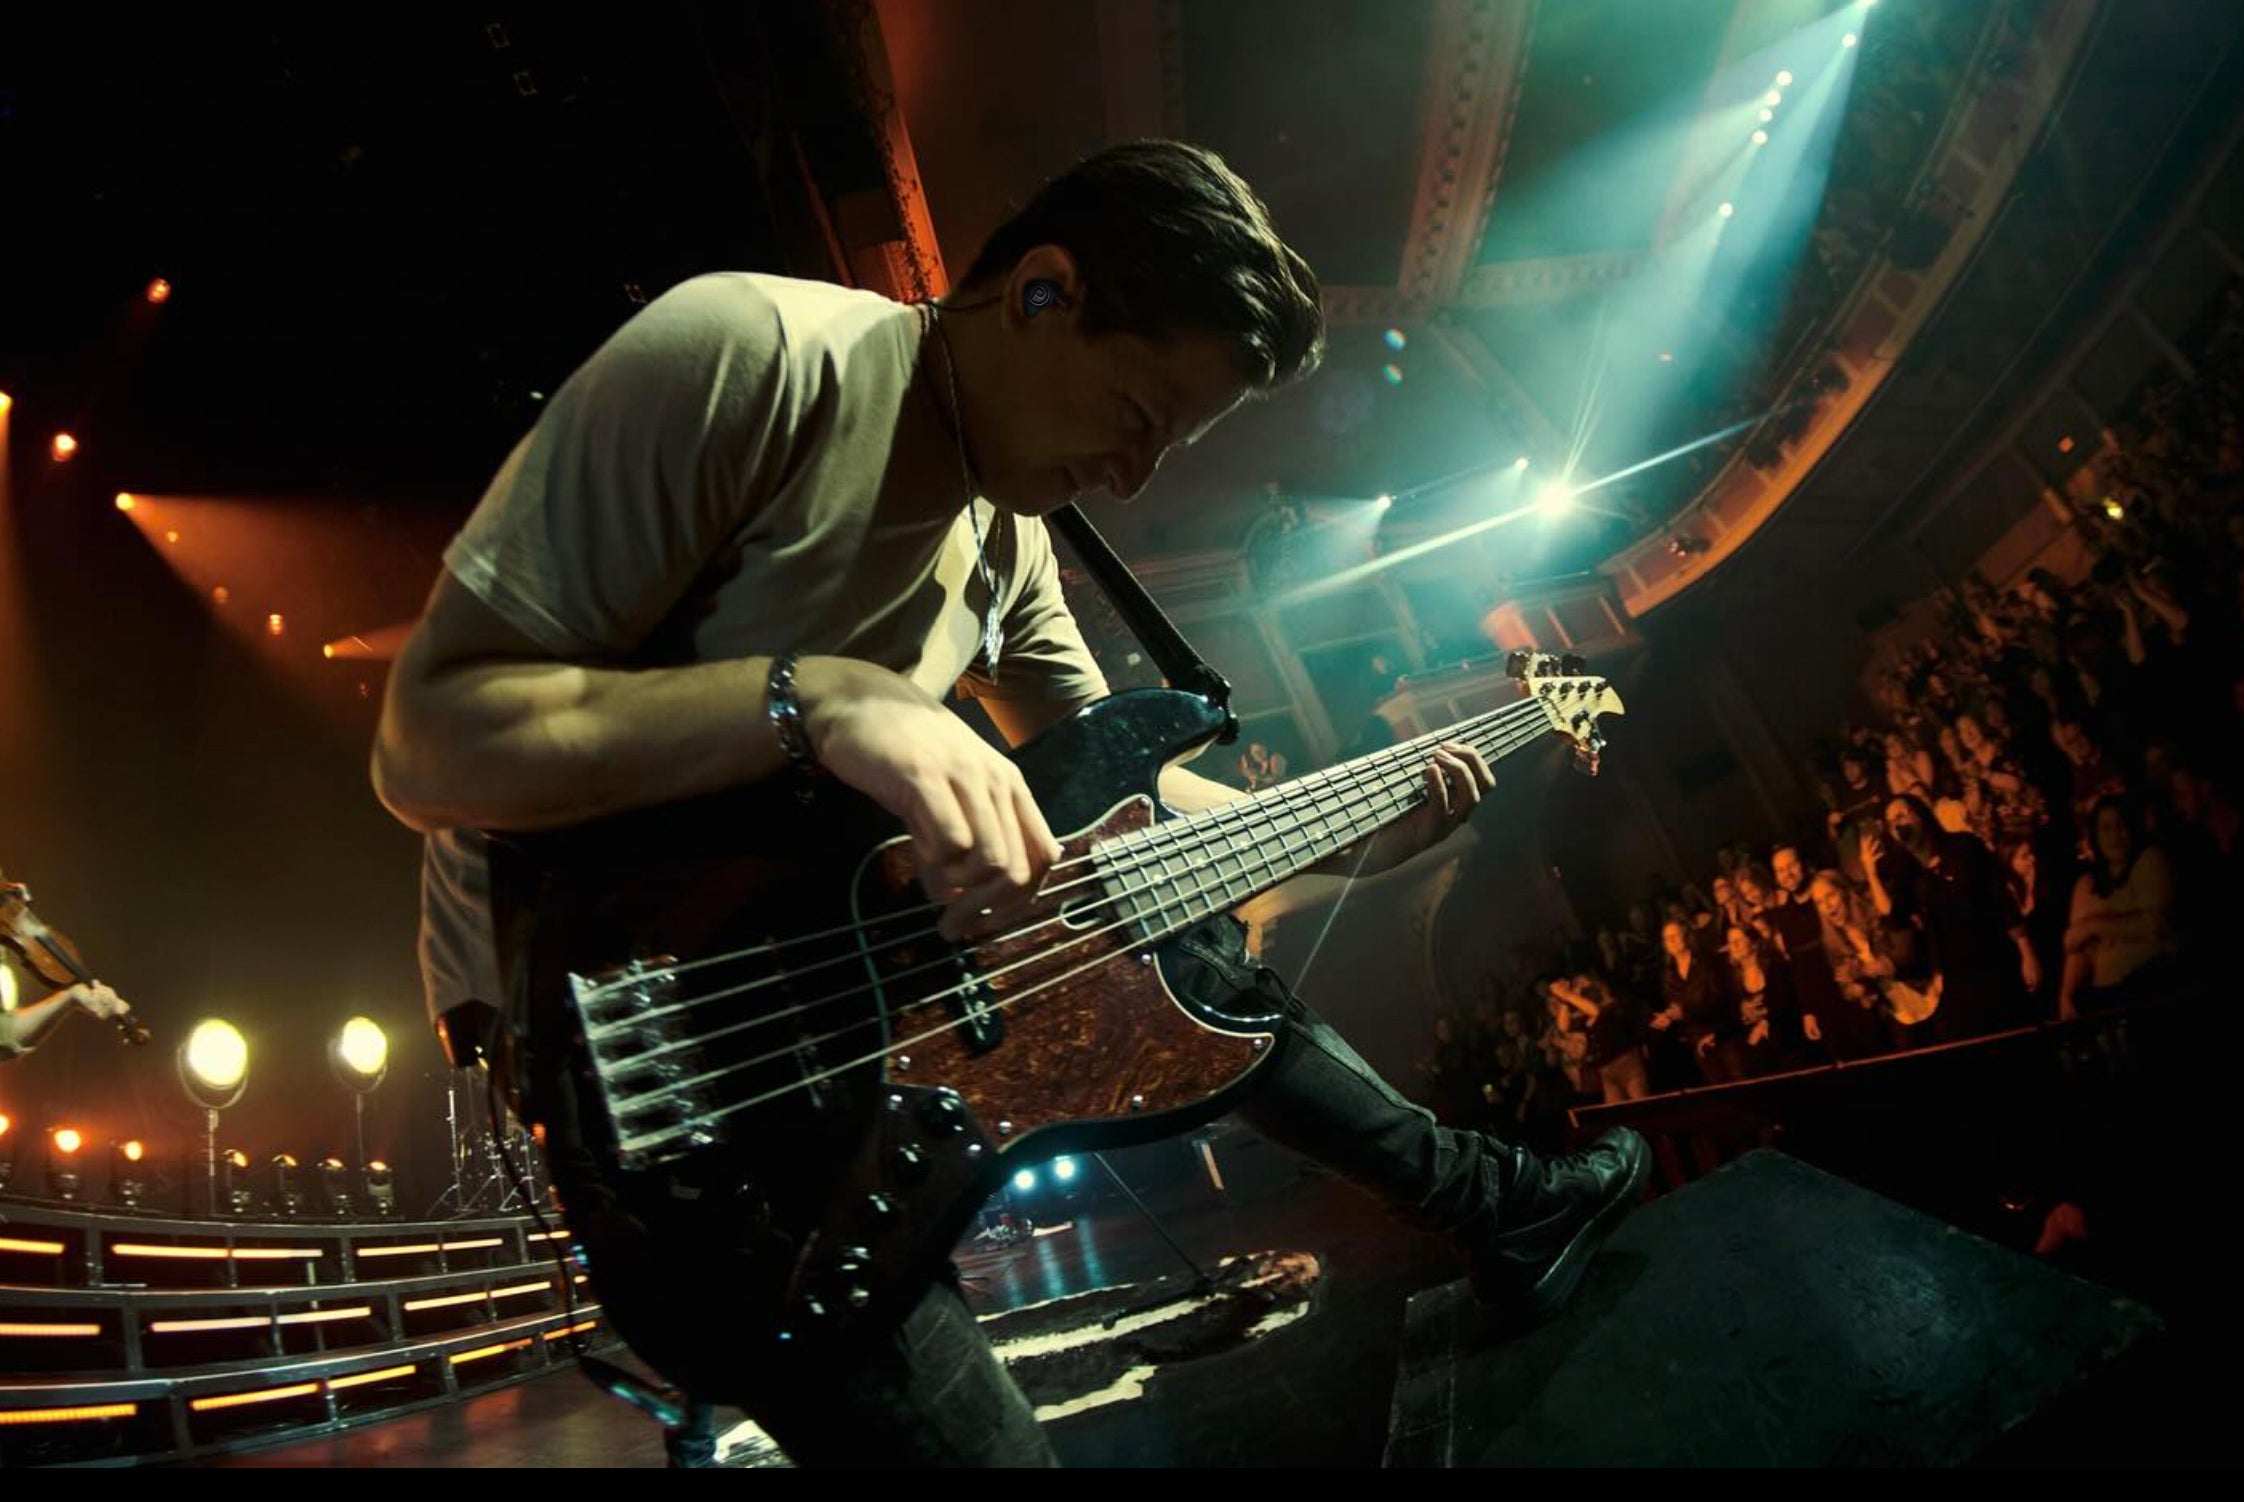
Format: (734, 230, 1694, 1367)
(926, 303, 1004, 676)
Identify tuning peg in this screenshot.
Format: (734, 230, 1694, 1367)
(1560, 653, 1587, 675)
(1503, 650, 1533, 681)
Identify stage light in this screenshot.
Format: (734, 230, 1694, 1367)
(2103, 498, 2125, 520)
(47, 1128, 84, 1200)
(111, 1140, 148, 1208)
(146, 278, 172, 305)
(1382, 327, 1407, 352)
(1375, 494, 1394, 510)
(332, 1016, 389, 1188)
(270, 1154, 305, 1217)
(334, 1017, 388, 1086)
(364, 1161, 397, 1216)
(267, 613, 285, 637)
(1052, 1157, 1078, 1183)
(0, 391, 12, 415)
(1759, 107, 1775, 122)
(1752, 129, 1769, 146)
(1776, 69, 1794, 87)
(319, 1157, 351, 1217)
(1513, 455, 1531, 472)
(114, 493, 135, 511)
(1538, 481, 1576, 516)
(1012, 1169, 1036, 1193)
(50, 433, 77, 462)
(1843, 33, 1858, 48)
(1766, 90, 1783, 106)
(182, 1019, 248, 1104)
(1718, 202, 1736, 218)
(181, 1019, 249, 1215)
(165, 530, 179, 543)
(221, 1149, 253, 1215)
(1381, 364, 1404, 386)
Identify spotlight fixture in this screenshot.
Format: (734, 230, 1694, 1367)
(1375, 494, 1394, 510)
(1752, 129, 1769, 146)
(319, 1157, 352, 1217)
(363, 1160, 397, 1217)
(111, 1140, 149, 1208)
(270, 1154, 305, 1217)
(266, 614, 285, 638)
(114, 493, 136, 511)
(180, 1018, 249, 1215)
(1668, 533, 1711, 559)
(1843, 33, 1858, 48)
(1759, 107, 1775, 122)
(221, 1149, 253, 1216)
(51, 433, 78, 462)
(1012, 1169, 1036, 1193)
(1537, 481, 1576, 516)
(1513, 455, 1531, 472)
(2102, 498, 2125, 520)
(1052, 1157, 1079, 1183)
(1766, 89, 1783, 106)
(1776, 69, 1794, 86)
(0, 390, 12, 414)
(47, 1128, 85, 1200)
(1718, 202, 1736, 218)
(331, 1016, 390, 1188)
(146, 278, 173, 305)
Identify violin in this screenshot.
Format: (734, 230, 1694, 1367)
(0, 870, 152, 1045)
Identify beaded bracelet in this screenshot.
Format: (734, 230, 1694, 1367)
(766, 651, 823, 776)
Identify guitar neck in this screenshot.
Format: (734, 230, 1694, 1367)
(1097, 695, 1563, 943)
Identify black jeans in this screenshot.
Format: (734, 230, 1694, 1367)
(589, 999, 1503, 1467)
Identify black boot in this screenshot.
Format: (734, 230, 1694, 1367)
(1461, 1128, 1649, 1332)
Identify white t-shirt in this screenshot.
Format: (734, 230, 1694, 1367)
(416, 273, 1108, 1023)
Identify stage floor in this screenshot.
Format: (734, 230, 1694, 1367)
(184, 1145, 1457, 1468)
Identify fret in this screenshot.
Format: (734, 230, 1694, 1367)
(1093, 692, 1588, 947)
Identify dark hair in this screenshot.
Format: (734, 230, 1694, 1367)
(962, 141, 1325, 390)
(1885, 792, 1937, 831)
(2085, 794, 2147, 896)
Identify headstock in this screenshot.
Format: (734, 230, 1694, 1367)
(1504, 651, 1626, 774)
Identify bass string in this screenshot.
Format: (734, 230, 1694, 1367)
(602, 711, 1562, 1126)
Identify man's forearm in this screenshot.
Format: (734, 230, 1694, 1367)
(375, 651, 782, 834)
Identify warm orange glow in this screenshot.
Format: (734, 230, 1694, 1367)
(542, 1318, 599, 1341)
(402, 1290, 488, 1312)
(225, 1148, 249, 1168)
(152, 1305, 371, 1334)
(0, 1237, 66, 1256)
(490, 1280, 553, 1300)
(121, 1140, 145, 1163)
(368, 1160, 389, 1172)
(267, 613, 285, 637)
(322, 643, 334, 658)
(0, 1322, 101, 1338)
(146, 278, 173, 305)
(111, 1243, 322, 1261)
(2058, 434, 2076, 453)
(165, 530, 179, 543)
(51, 1127, 82, 1155)
(50, 433, 78, 462)
(212, 586, 231, 606)
(448, 1339, 533, 1366)
(114, 492, 136, 511)
(327, 1363, 418, 1391)
(0, 390, 12, 414)
(0, 1403, 138, 1426)
(355, 1242, 443, 1259)
(441, 1237, 505, 1252)
(189, 1382, 321, 1413)
(0, 1113, 10, 1137)
(274, 1154, 298, 1168)
(526, 1229, 573, 1242)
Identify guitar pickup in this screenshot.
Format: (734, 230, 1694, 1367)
(945, 964, 1004, 1055)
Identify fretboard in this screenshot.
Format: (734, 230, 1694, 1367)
(1096, 695, 1563, 945)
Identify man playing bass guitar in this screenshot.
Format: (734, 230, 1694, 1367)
(374, 141, 1645, 1467)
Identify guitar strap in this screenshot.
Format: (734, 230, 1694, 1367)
(1048, 503, 1239, 745)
